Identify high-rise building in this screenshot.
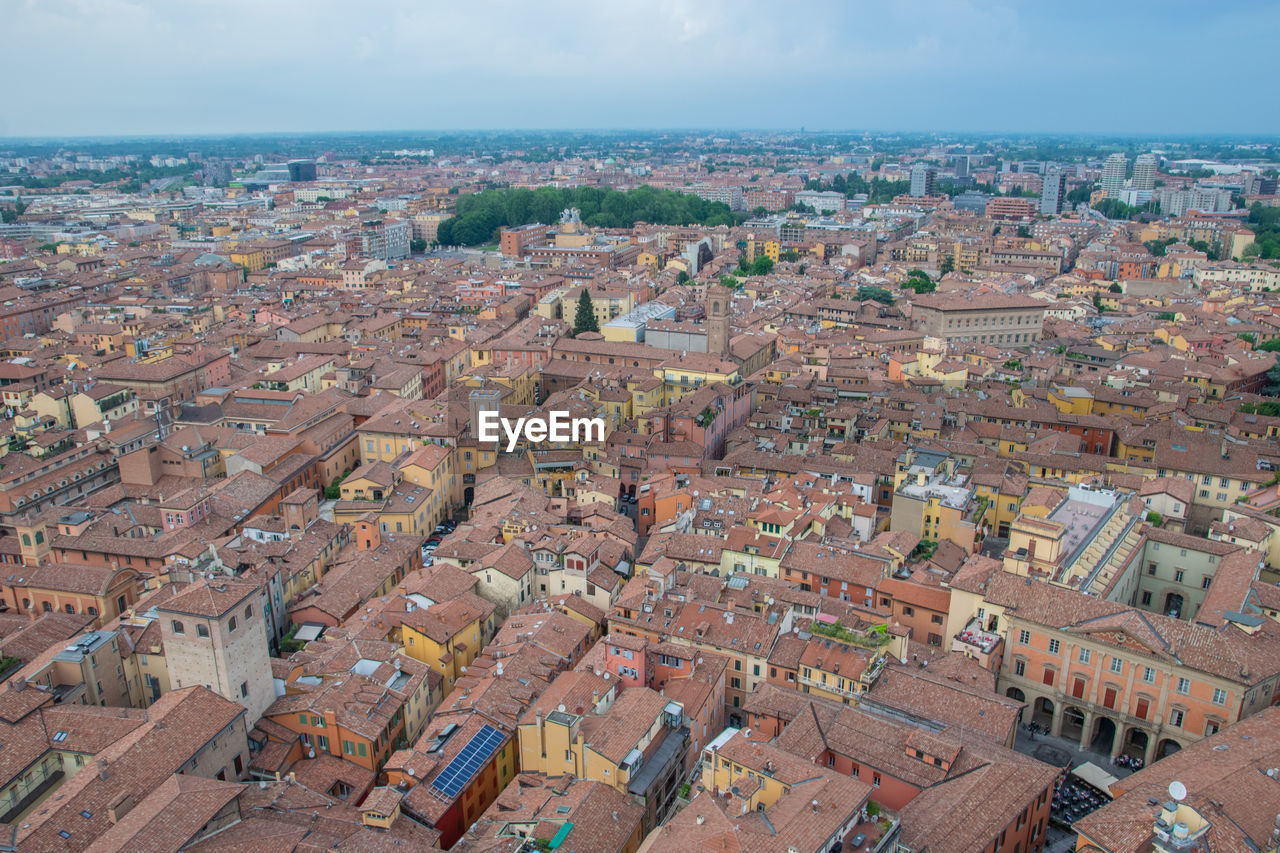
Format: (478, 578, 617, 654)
(910, 163, 938, 198)
(287, 159, 317, 182)
(1133, 153, 1158, 191)
(1040, 167, 1067, 215)
(1101, 153, 1128, 198)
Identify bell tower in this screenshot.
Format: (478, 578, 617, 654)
(706, 284, 732, 357)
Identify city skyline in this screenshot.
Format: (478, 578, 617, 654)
(6, 0, 1280, 137)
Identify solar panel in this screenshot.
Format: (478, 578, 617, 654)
(430, 725, 505, 798)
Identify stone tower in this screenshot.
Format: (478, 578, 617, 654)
(706, 284, 732, 357)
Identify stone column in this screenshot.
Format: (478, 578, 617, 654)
(1110, 722, 1125, 760)
(1143, 731, 1158, 766)
(1078, 711, 1095, 751)
(1050, 702, 1065, 738)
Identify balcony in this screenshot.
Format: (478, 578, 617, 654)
(799, 673, 859, 699)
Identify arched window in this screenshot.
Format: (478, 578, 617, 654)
(21, 534, 30, 547)
(34, 531, 43, 545)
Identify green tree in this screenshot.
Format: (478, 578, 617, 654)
(939, 255, 954, 276)
(857, 286, 895, 305)
(1108, 283, 1123, 293)
(675, 270, 689, 285)
(749, 256, 774, 276)
(409, 238, 427, 254)
(1016, 225, 1032, 238)
(1257, 338, 1280, 352)
(1066, 185, 1095, 204)
(573, 291, 599, 336)
(1265, 360, 1280, 397)
(904, 269, 934, 294)
(1239, 333, 1258, 345)
(779, 249, 800, 263)
(719, 274, 742, 290)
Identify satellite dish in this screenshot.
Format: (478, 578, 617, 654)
(1169, 781, 1187, 802)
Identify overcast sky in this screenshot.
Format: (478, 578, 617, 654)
(4, 0, 1277, 138)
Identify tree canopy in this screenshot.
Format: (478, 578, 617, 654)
(857, 285, 895, 305)
(1246, 203, 1280, 259)
(737, 255, 774, 276)
(903, 269, 935, 294)
(436, 185, 739, 246)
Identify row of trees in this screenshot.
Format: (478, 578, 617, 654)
(435, 185, 739, 246)
(803, 173, 911, 203)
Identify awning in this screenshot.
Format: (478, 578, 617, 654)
(1070, 761, 1119, 796)
(547, 822, 574, 849)
(294, 623, 325, 642)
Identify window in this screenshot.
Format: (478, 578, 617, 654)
(902, 606, 914, 617)
(872, 772, 881, 787)
(1048, 639, 1060, 655)
(197, 624, 210, 639)
(1014, 659, 1026, 677)
(1169, 709, 1184, 728)
(1018, 629, 1030, 645)
(245, 605, 252, 619)
(1174, 570, 1185, 583)
(1141, 591, 1152, 605)
(1078, 648, 1091, 664)
(930, 614, 943, 625)
(240, 681, 248, 698)
(317, 735, 329, 751)
(1176, 677, 1191, 694)
(171, 620, 185, 635)
(228, 616, 237, 632)
(1143, 667, 1155, 684)
(1212, 688, 1227, 705)
(1202, 577, 1212, 590)
(1109, 657, 1122, 674)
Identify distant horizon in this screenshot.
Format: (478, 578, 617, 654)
(7, 0, 1280, 138)
(3, 128, 1280, 144)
